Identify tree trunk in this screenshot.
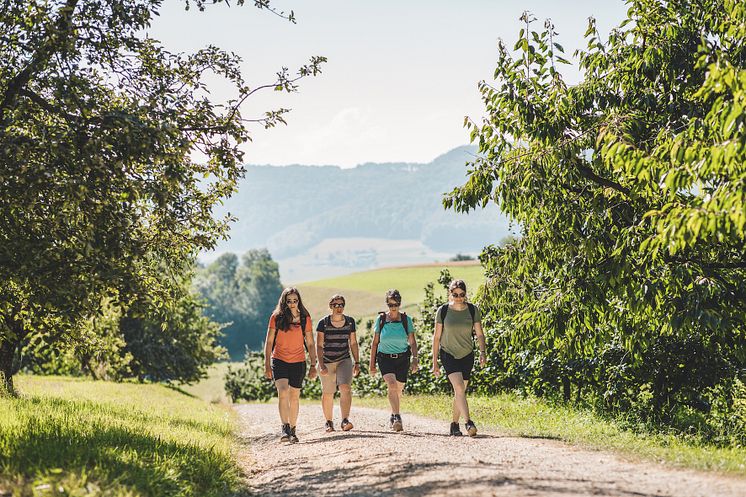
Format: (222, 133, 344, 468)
(0, 339, 16, 395)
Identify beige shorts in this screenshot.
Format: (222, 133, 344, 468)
(319, 357, 354, 393)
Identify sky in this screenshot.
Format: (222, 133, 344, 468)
(151, 0, 629, 168)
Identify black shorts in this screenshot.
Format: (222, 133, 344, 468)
(440, 350, 474, 381)
(377, 350, 411, 383)
(271, 358, 306, 389)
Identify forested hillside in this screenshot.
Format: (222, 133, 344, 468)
(213, 146, 511, 258)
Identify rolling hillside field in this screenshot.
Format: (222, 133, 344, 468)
(296, 260, 484, 325)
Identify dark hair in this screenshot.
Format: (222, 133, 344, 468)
(272, 287, 310, 332)
(448, 279, 467, 293)
(385, 289, 401, 304)
(328, 294, 346, 306)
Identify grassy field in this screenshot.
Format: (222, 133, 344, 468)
(180, 362, 240, 405)
(0, 376, 242, 497)
(297, 261, 484, 323)
(356, 394, 746, 476)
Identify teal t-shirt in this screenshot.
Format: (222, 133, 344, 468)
(376, 314, 415, 354)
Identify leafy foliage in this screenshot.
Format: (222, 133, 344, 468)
(445, 1, 746, 436)
(0, 0, 324, 391)
(194, 249, 283, 359)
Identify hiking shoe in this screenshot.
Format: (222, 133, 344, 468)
(392, 414, 403, 432)
(280, 423, 291, 442)
(289, 426, 299, 443)
(341, 418, 353, 431)
(389, 414, 396, 429)
(465, 420, 478, 437)
(449, 422, 463, 436)
(324, 420, 335, 433)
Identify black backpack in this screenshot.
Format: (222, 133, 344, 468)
(438, 303, 476, 329)
(377, 311, 409, 334)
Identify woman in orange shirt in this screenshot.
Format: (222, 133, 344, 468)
(264, 287, 317, 443)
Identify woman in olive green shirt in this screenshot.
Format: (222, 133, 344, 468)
(431, 279, 486, 437)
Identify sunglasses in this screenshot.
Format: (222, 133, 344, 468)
(286, 299, 299, 304)
(330, 303, 345, 308)
(386, 302, 400, 308)
(451, 292, 466, 298)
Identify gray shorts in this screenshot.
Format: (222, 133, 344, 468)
(319, 357, 354, 393)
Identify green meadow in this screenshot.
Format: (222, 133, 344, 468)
(297, 261, 484, 323)
(0, 376, 242, 497)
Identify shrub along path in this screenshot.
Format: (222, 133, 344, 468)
(235, 404, 746, 497)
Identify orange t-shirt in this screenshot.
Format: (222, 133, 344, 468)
(269, 314, 311, 363)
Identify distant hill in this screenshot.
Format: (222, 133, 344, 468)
(210, 146, 511, 281)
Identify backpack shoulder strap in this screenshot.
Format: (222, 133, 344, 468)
(400, 312, 409, 334)
(377, 312, 386, 333)
(467, 303, 476, 324)
(438, 304, 448, 324)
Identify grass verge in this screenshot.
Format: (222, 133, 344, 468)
(356, 393, 746, 476)
(0, 375, 242, 497)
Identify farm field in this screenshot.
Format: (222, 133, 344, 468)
(296, 260, 484, 324)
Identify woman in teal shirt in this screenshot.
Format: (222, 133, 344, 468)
(369, 289, 419, 431)
(432, 279, 486, 437)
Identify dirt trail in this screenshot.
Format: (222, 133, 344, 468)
(234, 404, 746, 497)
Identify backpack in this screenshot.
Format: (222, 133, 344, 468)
(438, 303, 476, 329)
(377, 311, 409, 334)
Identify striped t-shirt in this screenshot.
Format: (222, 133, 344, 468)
(316, 315, 356, 363)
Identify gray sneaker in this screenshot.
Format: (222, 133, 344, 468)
(289, 426, 299, 443)
(280, 423, 291, 442)
(392, 414, 403, 432)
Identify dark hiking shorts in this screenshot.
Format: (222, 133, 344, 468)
(440, 350, 475, 381)
(377, 350, 411, 383)
(271, 358, 306, 389)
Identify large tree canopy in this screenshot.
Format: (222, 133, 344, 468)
(0, 0, 324, 391)
(448, 0, 745, 420)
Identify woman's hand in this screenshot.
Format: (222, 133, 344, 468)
(432, 364, 441, 378)
(353, 363, 360, 377)
(308, 365, 317, 380)
(369, 365, 377, 376)
(479, 354, 487, 367)
(264, 366, 272, 380)
(319, 364, 329, 376)
(410, 356, 419, 373)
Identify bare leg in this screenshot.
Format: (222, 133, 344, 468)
(383, 373, 400, 414)
(275, 379, 290, 424)
(288, 386, 301, 427)
(339, 384, 352, 419)
(321, 392, 334, 421)
(448, 373, 470, 423)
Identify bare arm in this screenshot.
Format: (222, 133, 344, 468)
(350, 331, 361, 376)
(316, 331, 326, 373)
(369, 332, 380, 375)
(432, 322, 443, 376)
(474, 321, 487, 366)
(305, 327, 318, 379)
(408, 331, 419, 372)
(264, 327, 276, 379)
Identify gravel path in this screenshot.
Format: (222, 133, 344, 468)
(234, 404, 746, 497)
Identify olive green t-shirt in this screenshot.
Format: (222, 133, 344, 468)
(436, 304, 482, 359)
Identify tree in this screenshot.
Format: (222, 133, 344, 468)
(447, 1, 746, 421)
(194, 249, 282, 358)
(0, 0, 324, 392)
